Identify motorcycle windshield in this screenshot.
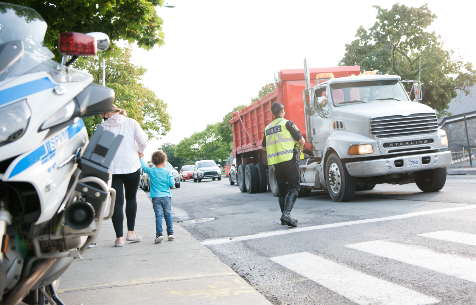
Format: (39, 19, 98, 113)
(0, 3, 92, 87)
(0, 3, 53, 83)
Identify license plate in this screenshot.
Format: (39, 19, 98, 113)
(407, 159, 420, 167)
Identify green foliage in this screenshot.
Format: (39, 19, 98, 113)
(251, 83, 276, 104)
(74, 46, 171, 139)
(15, 0, 165, 61)
(159, 143, 186, 169)
(339, 4, 475, 115)
(176, 123, 228, 164)
(175, 105, 246, 165)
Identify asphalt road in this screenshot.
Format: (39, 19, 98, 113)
(171, 175, 476, 304)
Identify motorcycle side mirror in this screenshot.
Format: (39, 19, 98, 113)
(86, 32, 110, 52)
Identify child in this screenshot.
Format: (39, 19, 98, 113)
(140, 150, 175, 243)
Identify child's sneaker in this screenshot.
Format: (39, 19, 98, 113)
(154, 234, 164, 243)
(167, 234, 174, 241)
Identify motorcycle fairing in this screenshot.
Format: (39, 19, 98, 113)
(0, 77, 56, 108)
(3, 119, 88, 224)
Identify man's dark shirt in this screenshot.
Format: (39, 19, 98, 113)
(262, 119, 303, 147)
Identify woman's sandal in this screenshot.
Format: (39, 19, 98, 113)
(126, 233, 142, 242)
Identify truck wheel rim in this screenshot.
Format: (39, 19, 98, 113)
(328, 163, 341, 194)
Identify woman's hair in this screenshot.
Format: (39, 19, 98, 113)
(110, 104, 127, 116)
(151, 150, 167, 166)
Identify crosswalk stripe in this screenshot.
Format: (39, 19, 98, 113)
(418, 230, 476, 246)
(347, 240, 476, 283)
(270, 252, 439, 305)
(201, 205, 476, 246)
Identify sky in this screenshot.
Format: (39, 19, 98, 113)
(130, 0, 476, 160)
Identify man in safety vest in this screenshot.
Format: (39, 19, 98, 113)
(262, 102, 305, 227)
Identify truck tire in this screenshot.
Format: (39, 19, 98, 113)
(237, 164, 247, 193)
(415, 168, 447, 192)
(298, 187, 312, 197)
(175, 181, 180, 188)
(325, 153, 356, 202)
(245, 164, 259, 194)
(268, 165, 279, 197)
(256, 163, 268, 193)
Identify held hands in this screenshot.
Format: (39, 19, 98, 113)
(138, 152, 144, 158)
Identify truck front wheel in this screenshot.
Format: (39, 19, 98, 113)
(325, 153, 356, 202)
(415, 168, 447, 192)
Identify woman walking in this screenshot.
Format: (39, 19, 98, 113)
(101, 105, 148, 247)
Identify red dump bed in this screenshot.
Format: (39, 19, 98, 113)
(229, 66, 361, 156)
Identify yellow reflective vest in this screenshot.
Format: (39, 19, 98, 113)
(265, 118, 297, 165)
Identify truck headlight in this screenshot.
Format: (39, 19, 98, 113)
(0, 99, 31, 147)
(441, 135, 448, 146)
(349, 144, 373, 155)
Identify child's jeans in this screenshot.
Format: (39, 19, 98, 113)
(152, 197, 173, 235)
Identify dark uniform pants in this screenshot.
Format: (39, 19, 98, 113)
(274, 159, 300, 197)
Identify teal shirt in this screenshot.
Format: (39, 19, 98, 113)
(140, 158, 174, 198)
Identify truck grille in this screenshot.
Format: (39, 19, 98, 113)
(370, 113, 438, 138)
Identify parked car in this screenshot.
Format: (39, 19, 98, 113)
(140, 164, 153, 192)
(165, 162, 181, 188)
(229, 160, 238, 186)
(193, 160, 221, 182)
(140, 162, 180, 190)
(180, 165, 194, 181)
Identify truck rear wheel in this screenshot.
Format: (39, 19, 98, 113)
(237, 164, 247, 193)
(268, 165, 279, 197)
(256, 163, 268, 193)
(245, 164, 258, 194)
(325, 153, 356, 202)
(415, 168, 447, 192)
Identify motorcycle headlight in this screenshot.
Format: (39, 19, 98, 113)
(41, 100, 76, 130)
(0, 99, 31, 147)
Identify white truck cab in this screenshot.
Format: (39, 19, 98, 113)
(299, 65, 451, 201)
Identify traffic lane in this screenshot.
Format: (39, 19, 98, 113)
(173, 177, 475, 241)
(202, 201, 476, 304)
(206, 212, 476, 304)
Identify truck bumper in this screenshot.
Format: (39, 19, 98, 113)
(345, 151, 452, 177)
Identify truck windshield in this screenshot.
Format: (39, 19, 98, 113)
(330, 80, 409, 106)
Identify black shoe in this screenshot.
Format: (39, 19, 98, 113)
(154, 234, 164, 243)
(281, 190, 298, 227)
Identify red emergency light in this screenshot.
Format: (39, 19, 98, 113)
(59, 32, 97, 56)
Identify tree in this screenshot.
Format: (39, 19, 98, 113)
(159, 143, 186, 169)
(15, 0, 165, 61)
(250, 83, 276, 104)
(339, 4, 475, 116)
(75, 46, 171, 139)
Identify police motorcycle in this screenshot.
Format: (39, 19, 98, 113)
(0, 3, 124, 304)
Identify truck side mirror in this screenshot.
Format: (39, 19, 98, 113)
(413, 82, 422, 101)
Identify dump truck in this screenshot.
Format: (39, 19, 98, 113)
(229, 61, 451, 202)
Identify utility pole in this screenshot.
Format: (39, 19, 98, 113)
(464, 114, 473, 167)
(102, 58, 105, 86)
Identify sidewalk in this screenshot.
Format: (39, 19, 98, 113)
(57, 191, 271, 305)
(448, 160, 476, 175)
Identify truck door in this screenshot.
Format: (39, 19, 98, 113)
(310, 87, 331, 154)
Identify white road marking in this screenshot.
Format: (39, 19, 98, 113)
(270, 252, 439, 305)
(419, 231, 476, 246)
(201, 205, 476, 245)
(347, 240, 476, 283)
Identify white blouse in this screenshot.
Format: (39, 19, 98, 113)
(100, 114, 148, 174)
